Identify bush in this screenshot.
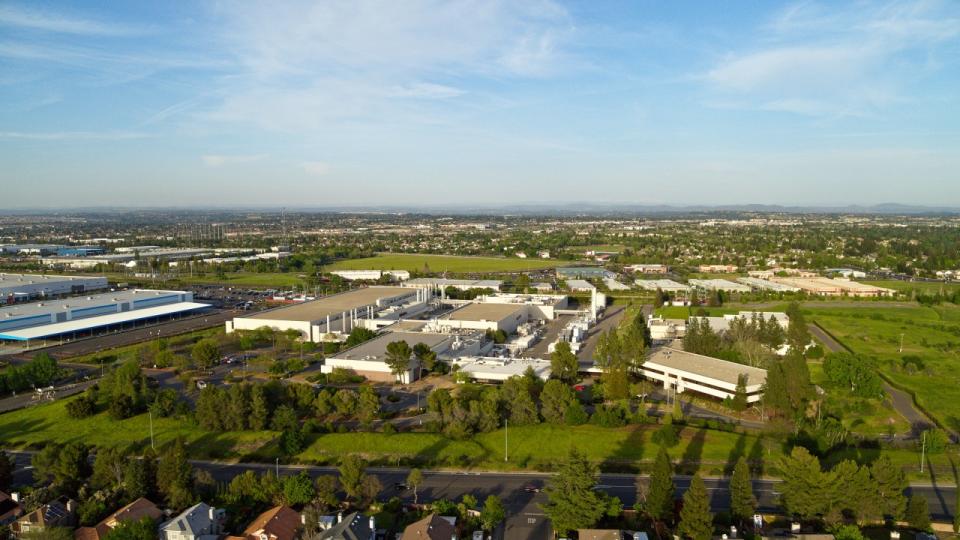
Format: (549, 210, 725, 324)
(66, 395, 96, 419)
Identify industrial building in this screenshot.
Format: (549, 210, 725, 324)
(433, 303, 534, 334)
(0, 244, 64, 256)
(450, 357, 551, 382)
(688, 279, 752, 293)
(698, 264, 739, 273)
(0, 289, 207, 343)
(40, 248, 219, 269)
(647, 317, 686, 343)
(689, 311, 789, 334)
(770, 277, 894, 297)
(322, 330, 486, 383)
(226, 286, 425, 342)
(566, 279, 596, 292)
(403, 277, 502, 292)
(736, 277, 801, 292)
(0, 273, 108, 304)
(634, 279, 690, 293)
(641, 347, 767, 404)
(624, 264, 668, 274)
(330, 270, 410, 281)
(557, 267, 615, 280)
(603, 278, 631, 291)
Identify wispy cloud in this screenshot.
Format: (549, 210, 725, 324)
(301, 161, 331, 176)
(703, 0, 960, 116)
(0, 4, 148, 36)
(201, 154, 266, 167)
(0, 131, 149, 141)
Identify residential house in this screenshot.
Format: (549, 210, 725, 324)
(228, 506, 302, 540)
(0, 491, 22, 525)
(578, 530, 648, 540)
(314, 512, 374, 540)
(11, 496, 76, 537)
(74, 498, 163, 540)
(159, 503, 226, 540)
(400, 513, 457, 540)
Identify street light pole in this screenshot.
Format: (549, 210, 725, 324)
(149, 411, 155, 450)
(276, 458, 280, 478)
(920, 430, 926, 473)
(504, 418, 508, 462)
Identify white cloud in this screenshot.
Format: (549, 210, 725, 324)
(0, 4, 147, 36)
(201, 154, 265, 167)
(703, 0, 960, 116)
(389, 83, 465, 99)
(301, 161, 331, 176)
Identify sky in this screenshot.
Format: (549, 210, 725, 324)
(1, 0, 959, 208)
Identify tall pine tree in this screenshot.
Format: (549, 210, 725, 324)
(641, 447, 676, 522)
(677, 475, 713, 540)
(729, 457, 756, 525)
(541, 448, 610, 536)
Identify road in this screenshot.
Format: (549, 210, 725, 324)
(807, 323, 938, 434)
(577, 305, 628, 362)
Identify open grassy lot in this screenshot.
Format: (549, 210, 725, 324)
(326, 253, 563, 274)
(807, 362, 911, 437)
(861, 280, 960, 295)
(806, 304, 960, 432)
(654, 305, 790, 319)
(0, 398, 274, 459)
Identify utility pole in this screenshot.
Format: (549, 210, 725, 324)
(149, 410, 155, 450)
(504, 418, 508, 462)
(276, 458, 280, 478)
(920, 430, 927, 473)
(899, 333, 905, 353)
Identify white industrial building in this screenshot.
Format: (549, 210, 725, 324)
(404, 278, 502, 292)
(625, 264, 668, 274)
(432, 303, 534, 334)
(634, 279, 690, 293)
(647, 317, 686, 343)
(688, 279, 752, 293)
(322, 330, 487, 383)
(641, 347, 767, 403)
(450, 357, 551, 382)
(330, 270, 410, 281)
(0, 273, 108, 304)
(603, 278, 631, 291)
(40, 248, 216, 269)
(736, 277, 801, 292)
(566, 279, 596, 292)
(689, 311, 789, 334)
(226, 286, 425, 342)
(0, 289, 206, 343)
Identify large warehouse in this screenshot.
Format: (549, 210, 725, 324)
(0, 273, 109, 304)
(404, 278, 502, 292)
(226, 286, 425, 342)
(433, 303, 534, 333)
(0, 289, 207, 343)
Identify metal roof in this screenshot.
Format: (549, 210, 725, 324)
(245, 287, 414, 323)
(0, 301, 208, 340)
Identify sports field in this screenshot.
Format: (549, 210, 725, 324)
(326, 253, 563, 273)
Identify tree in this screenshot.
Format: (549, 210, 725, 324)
(344, 327, 376, 348)
(156, 439, 194, 510)
(407, 468, 424, 505)
(249, 384, 270, 430)
(314, 475, 339, 509)
(678, 475, 713, 540)
(123, 457, 155, 501)
(541, 448, 613, 536)
(642, 447, 675, 522)
(339, 455, 366, 501)
(0, 450, 13, 492)
(731, 374, 748, 414)
(357, 386, 380, 424)
(413, 342, 437, 374)
(384, 340, 413, 382)
(729, 457, 756, 525)
(191, 339, 220, 370)
(91, 446, 126, 491)
(779, 446, 827, 519)
(540, 379, 578, 425)
(102, 517, 157, 540)
(906, 495, 930, 531)
(481, 495, 506, 531)
(282, 472, 316, 506)
(550, 341, 578, 383)
(358, 475, 382, 507)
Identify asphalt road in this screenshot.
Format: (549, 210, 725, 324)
(577, 305, 627, 362)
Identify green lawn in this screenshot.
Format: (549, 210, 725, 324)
(806, 304, 960, 432)
(0, 398, 275, 459)
(326, 253, 564, 274)
(654, 305, 789, 319)
(807, 362, 911, 437)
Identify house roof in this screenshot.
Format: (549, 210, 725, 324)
(315, 512, 372, 540)
(401, 513, 457, 540)
(240, 506, 302, 540)
(578, 530, 630, 540)
(75, 498, 162, 540)
(16, 496, 74, 528)
(160, 502, 220, 536)
(0, 491, 22, 523)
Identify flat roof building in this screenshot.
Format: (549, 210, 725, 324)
(642, 347, 767, 403)
(0, 273, 108, 304)
(0, 289, 206, 343)
(737, 277, 801, 292)
(557, 267, 615, 280)
(330, 270, 409, 281)
(404, 278, 502, 292)
(688, 279, 752, 293)
(450, 356, 551, 382)
(322, 330, 485, 383)
(635, 279, 690, 292)
(625, 264, 668, 274)
(227, 286, 423, 342)
(566, 279, 596, 292)
(770, 277, 893, 297)
(435, 303, 531, 334)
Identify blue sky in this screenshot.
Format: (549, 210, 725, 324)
(1, 0, 958, 208)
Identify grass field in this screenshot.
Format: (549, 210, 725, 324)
(861, 280, 960, 295)
(326, 253, 563, 274)
(807, 361, 911, 437)
(806, 304, 960, 432)
(654, 305, 789, 319)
